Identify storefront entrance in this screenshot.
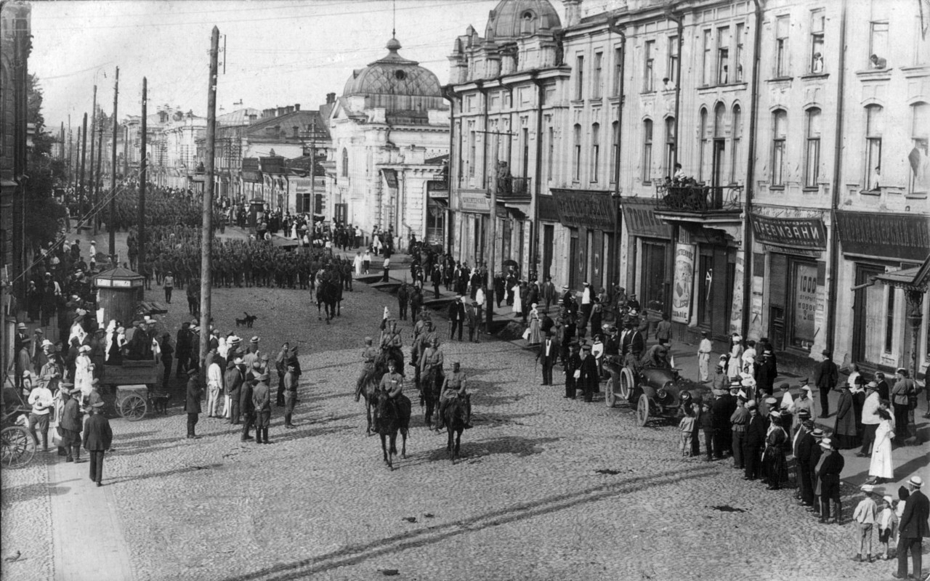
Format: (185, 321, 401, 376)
(853, 263, 888, 365)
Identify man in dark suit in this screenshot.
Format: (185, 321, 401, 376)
(448, 296, 465, 342)
(817, 438, 845, 524)
(539, 309, 554, 338)
(240, 374, 255, 441)
(185, 368, 202, 439)
(895, 475, 929, 580)
(578, 345, 599, 402)
(743, 401, 765, 480)
(82, 402, 112, 487)
(813, 349, 838, 418)
(564, 343, 581, 399)
(225, 359, 243, 424)
(794, 418, 818, 507)
(711, 388, 733, 459)
(397, 283, 409, 321)
(628, 321, 645, 358)
(537, 334, 557, 386)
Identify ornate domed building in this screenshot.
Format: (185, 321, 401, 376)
(325, 37, 449, 248)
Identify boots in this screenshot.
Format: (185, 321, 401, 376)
(831, 501, 842, 525)
(262, 427, 270, 444)
(819, 499, 830, 523)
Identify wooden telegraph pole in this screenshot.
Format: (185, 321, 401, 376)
(199, 27, 219, 369)
(109, 67, 119, 257)
(139, 77, 147, 270)
(78, 114, 87, 206)
(89, 86, 97, 234)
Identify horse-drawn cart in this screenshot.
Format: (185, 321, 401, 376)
(102, 361, 165, 421)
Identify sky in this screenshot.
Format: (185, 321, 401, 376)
(30, 0, 565, 131)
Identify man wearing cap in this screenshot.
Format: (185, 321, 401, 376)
(756, 350, 778, 397)
(275, 342, 290, 407)
(793, 381, 814, 421)
(537, 333, 557, 386)
(895, 475, 929, 579)
(282, 362, 299, 429)
(891, 368, 916, 443)
(466, 301, 481, 343)
(817, 438, 845, 524)
(242, 337, 262, 371)
(59, 385, 83, 462)
(438, 362, 471, 430)
(729, 393, 750, 469)
(578, 344, 599, 403)
(356, 337, 378, 402)
(27, 379, 54, 452)
(743, 401, 765, 480)
(83, 402, 112, 486)
(814, 350, 839, 418)
(185, 368, 202, 439)
(794, 414, 818, 506)
(252, 372, 272, 444)
(564, 343, 582, 399)
(853, 484, 879, 562)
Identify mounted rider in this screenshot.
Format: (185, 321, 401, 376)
(438, 361, 472, 430)
(418, 336, 444, 402)
(379, 317, 404, 373)
(355, 336, 379, 402)
(378, 359, 404, 398)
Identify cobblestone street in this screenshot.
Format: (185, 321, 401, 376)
(3, 250, 927, 580)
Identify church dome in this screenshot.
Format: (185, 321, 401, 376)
(485, 0, 561, 41)
(343, 37, 444, 115)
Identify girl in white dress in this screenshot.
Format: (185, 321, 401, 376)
(726, 334, 743, 379)
(74, 346, 94, 400)
(868, 408, 895, 483)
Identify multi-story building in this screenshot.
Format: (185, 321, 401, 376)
(829, 0, 929, 375)
(0, 1, 30, 300)
(447, 0, 566, 277)
(324, 35, 449, 249)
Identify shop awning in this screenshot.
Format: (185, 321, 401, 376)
(871, 254, 930, 291)
(835, 210, 930, 261)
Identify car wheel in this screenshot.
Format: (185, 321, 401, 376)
(637, 394, 650, 427)
(619, 367, 634, 401)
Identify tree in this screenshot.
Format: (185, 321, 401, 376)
(24, 74, 67, 249)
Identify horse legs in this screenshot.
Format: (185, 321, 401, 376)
(365, 399, 372, 436)
(454, 429, 462, 462)
(447, 426, 455, 462)
(380, 433, 392, 469)
(424, 397, 433, 428)
(400, 429, 407, 459)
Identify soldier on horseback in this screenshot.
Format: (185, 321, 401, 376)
(438, 361, 472, 430)
(379, 319, 405, 375)
(418, 337, 444, 427)
(378, 360, 405, 400)
(355, 337, 379, 402)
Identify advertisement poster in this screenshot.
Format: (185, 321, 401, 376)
(671, 243, 694, 323)
(793, 263, 818, 345)
(729, 255, 744, 335)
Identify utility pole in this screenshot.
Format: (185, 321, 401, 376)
(89, 85, 97, 234)
(199, 27, 219, 369)
(95, 126, 102, 238)
(79, 114, 87, 218)
(109, 67, 119, 258)
(139, 77, 147, 271)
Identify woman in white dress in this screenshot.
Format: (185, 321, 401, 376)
(527, 303, 541, 345)
(74, 345, 94, 400)
(512, 281, 522, 316)
(867, 408, 895, 484)
(726, 334, 743, 379)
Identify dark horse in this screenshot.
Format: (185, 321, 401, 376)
(442, 396, 467, 463)
(356, 351, 406, 435)
(315, 278, 341, 324)
(419, 365, 444, 429)
(372, 392, 411, 470)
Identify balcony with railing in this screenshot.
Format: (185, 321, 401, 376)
(494, 176, 532, 201)
(654, 181, 743, 219)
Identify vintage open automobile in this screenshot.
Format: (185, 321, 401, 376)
(604, 356, 709, 426)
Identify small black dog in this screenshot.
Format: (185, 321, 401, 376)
(235, 312, 257, 328)
(151, 393, 171, 414)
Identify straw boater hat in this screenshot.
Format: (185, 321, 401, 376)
(819, 437, 833, 450)
(909, 476, 923, 488)
(861, 484, 875, 494)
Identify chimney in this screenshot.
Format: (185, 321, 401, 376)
(563, 0, 581, 27)
(276, 107, 285, 117)
(285, 106, 294, 115)
(326, 92, 336, 104)
(248, 114, 257, 124)
(294, 104, 301, 111)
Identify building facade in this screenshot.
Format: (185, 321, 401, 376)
(325, 37, 449, 250)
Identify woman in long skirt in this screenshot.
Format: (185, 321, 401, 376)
(867, 408, 895, 484)
(726, 334, 743, 379)
(527, 304, 542, 345)
(833, 384, 859, 449)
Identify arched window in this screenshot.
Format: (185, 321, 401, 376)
(341, 148, 349, 178)
(714, 103, 726, 138)
(730, 105, 742, 183)
(804, 107, 822, 188)
(572, 124, 582, 181)
(772, 109, 787, 186)
(521, 11, 535, 35)
(591, 123, 600, 182)
(698, 108, 708, 182)
(910, 102, 928, 194)
(712, 103, 727, 187)
(664, 117, 676, 178)
(642, 119, 653, 184)
(864, 105, 883, 190)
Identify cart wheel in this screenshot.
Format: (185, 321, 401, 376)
(120, 393, 147, 421)
(619, 367, 634, 401)
(1, 426, 37, 468)
(637, 394, 650, 427)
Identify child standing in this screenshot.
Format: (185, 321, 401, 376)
(679, 404, 696, 457)
(877, 495, 898, 560)
(852, 484, 878, 562)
